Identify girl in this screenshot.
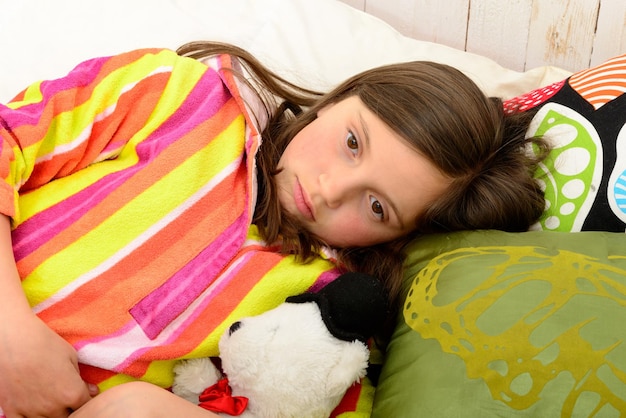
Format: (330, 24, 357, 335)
(0, 42, 546, 418)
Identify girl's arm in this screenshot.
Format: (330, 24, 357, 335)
(0, 215, 97, 417)
(0, 49, 203, 416)
(0, 52, 147, 417)
(69, 382, 220, 418)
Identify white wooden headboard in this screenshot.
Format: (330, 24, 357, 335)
(340, 0, 626, 73)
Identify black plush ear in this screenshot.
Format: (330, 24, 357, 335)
(286, 272, 388, 343)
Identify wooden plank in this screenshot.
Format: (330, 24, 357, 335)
(591, 0, 626, 67)
(465, 0, 533, 71)
(340, 0, 622, 72)
(525, 0, 600, 72)
(365, 0, 469, 51)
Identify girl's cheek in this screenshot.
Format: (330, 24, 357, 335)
(331, 217, 372, 245)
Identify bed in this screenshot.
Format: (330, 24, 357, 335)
(1, 0, 625, 417)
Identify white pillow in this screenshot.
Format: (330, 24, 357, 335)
(0, 0, 570, 102)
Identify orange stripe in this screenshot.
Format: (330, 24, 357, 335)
(10, 88, 26, 102)
(330, 382, 362, 417)
(11, 50, 164, 149)
(569, 55, 626, 109)
(37, 163, 248, 332)
(17, 98, 242, 277)
(573, 87, 626, 100)
(79, 364, 117, 386)
(570, 56, 626, 81)
(572, 74, 626, 88)
(22, 72, 171, 190)
(121, 250, 284, 377)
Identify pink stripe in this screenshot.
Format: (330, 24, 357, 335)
(118, 255, 341, 371)
(12, 69, 229, 260)
(2, 56, 108, 127)
(71, 245, 253, 372)
(115, 251, 255, 371)
(309, 269, 342, 292)
(129, 213, 249, 339)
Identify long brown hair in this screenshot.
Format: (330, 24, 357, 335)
(177, 41, 547, 317)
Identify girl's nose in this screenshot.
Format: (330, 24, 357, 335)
(319, 172, 356, 208)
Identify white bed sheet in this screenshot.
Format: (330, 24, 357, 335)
(0, 0, 571, 103)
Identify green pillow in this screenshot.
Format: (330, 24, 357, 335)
(373, 230, 626, 417)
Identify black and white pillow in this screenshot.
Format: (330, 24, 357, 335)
(505, 54, 626, 233)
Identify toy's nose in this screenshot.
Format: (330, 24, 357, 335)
(228, 321, 242, 336)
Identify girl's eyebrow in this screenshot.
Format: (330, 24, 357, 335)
(358, 112, 405, 230)
(358, 112, 371, 148)
(386, 194, 405, 230)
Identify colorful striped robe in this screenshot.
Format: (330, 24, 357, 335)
(0, 49, 341, 396)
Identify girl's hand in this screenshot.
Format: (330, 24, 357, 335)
(0, 213, 97, 418)
(69, 382, 220, 418)
(0, 310, 97, 418)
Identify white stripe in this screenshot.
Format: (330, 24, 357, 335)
(32, 156, 242, 314)
(34, 105, 116, 165)
(34, 66, 173, 165)
(77, 251, 251, 369)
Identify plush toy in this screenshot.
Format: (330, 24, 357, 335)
(172, 272, 388, 418)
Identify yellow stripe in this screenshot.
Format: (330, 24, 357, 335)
(93, 230, 337, 391)
(188, 250, 336, 360)
(97, 373, 137, 392)
(37, 51, 201, 154)
(21, 115, 246, 302)
(95, 358, 178, 391)
(6, 81, 45, 109)
(16, 51, 207, 222)
(335, 378, 376, 417)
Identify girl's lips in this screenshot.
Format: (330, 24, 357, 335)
(294, 179, 315, 221)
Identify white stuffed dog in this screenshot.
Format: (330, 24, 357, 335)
(172, 272, 388, 418)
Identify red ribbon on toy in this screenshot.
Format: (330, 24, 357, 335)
(197, 377, 249, 415)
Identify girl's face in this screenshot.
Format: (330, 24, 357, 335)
(275, 96, 450, 248)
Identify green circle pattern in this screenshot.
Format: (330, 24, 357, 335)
(530, 104, 602, 231)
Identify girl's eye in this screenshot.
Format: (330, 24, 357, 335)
(370, 196, 384, 220)
(346, 131, 359, 154)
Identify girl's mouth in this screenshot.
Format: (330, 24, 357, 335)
(294, 179, 315, 221)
